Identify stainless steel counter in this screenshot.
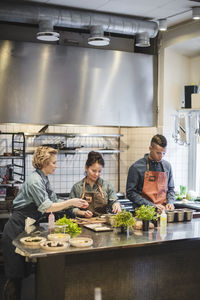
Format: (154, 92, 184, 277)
(14, 219, 200, 300)
(13, 219, 200, 259)
(175, 199, 200, 211)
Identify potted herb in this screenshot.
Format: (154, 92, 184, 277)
(113, 210, 136, 233)
(135, 205, 158, 231)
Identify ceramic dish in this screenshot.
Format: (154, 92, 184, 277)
(69, 237, 93, 248)
(40, 240, 69, 251)
(47, 233, 70, 242)
(20, 236, 46, 247)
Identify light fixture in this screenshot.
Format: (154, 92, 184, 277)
(135, 32, 150, 47)
(37, 20, 60, 42)
(192, 7, 200, 20)
(158, 19, 167, 31)
(88, 25, 110, 46)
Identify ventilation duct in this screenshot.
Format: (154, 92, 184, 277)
(37, 20, 60, 41)
(0, 2, 158, 45)
(135, 32, 150, 47)
(88, 25, 110, 46)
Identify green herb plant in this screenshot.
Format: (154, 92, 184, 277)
(55, 215, 82, 237)
(113, 210, 136, 229)
(135, 205, 158, 221)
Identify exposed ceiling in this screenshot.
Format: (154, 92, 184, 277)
(23, 0, 198, 26)
(2, 0, 200, 56)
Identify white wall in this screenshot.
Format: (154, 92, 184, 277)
(162, 48, 190, 191)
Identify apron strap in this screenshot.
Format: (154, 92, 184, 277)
(81, 178, 105, 200)
(81, 178, 86, 199)
(97, 182, 106, 200)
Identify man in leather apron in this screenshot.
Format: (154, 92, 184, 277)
(126, 134, 175, 211)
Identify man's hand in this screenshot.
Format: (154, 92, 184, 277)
(166, 203, 174, 210)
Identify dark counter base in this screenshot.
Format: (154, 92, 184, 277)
(36, 239, 200, 300)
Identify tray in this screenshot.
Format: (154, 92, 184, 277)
(84, 223, 113, 232)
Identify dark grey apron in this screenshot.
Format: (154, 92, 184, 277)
(2, 170, 51, 279)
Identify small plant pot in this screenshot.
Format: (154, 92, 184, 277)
(120, 226, 127, 234)
(142, 220, 150, 231)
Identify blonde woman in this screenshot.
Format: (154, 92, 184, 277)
(2, 146, 88, 300)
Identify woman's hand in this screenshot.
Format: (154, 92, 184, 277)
(68, 198, 89, 208)
(77, 210, 93, 218)
(112, 202, 122, 214)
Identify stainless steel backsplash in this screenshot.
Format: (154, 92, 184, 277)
(0, 40, 155, 126)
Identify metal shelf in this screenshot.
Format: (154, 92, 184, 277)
(26, 149, 122, 155)
(178, 109, 200, 113)
(0, 156, 24, 159)
(24, 133, 123, 138)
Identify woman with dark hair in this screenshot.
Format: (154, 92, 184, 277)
(2, 146, 88, 300)
(69, 151, 121, 218)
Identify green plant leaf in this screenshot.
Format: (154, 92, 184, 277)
(113, 210, 136, 228)
(135, 205, 157, 221)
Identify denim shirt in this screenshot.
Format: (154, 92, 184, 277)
(13, 169, 59, 214)
(69, 177, 118, 216)
(126, 154, 175, 208)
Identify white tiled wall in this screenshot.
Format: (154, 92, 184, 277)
(0, 123, 188, 195)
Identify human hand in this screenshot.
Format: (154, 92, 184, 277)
(155, 204, 165, 214)
(70, 198, 89, 208)
(84, 210, 93, 218)
(77, 210, 93, 218)
(112, 202, 122, 214)
(166, 203, 174, 210)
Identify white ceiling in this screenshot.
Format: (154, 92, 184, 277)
(27, 0, 198, 26)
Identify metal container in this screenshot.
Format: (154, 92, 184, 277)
(184, 209, 193, 221)
(175, 209, 184, 222)
(106, 214, 115, 226)
(167, 210, 175, 223)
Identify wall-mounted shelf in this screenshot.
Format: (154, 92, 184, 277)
(25, 133, 123, 138)
(0, 156, 24, 160)
(26, 149, 122, 155)
(178, 109, 200, 113)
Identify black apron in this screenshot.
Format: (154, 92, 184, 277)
(2, 170, 51, 279)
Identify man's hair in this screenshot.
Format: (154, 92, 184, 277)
(151, 134, 167, 148)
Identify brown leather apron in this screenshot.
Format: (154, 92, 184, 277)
(81, 178, 107, 216)
(142, 158, 167, 205)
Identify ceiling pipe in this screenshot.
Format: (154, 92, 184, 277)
(0, 2, 158, 39)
